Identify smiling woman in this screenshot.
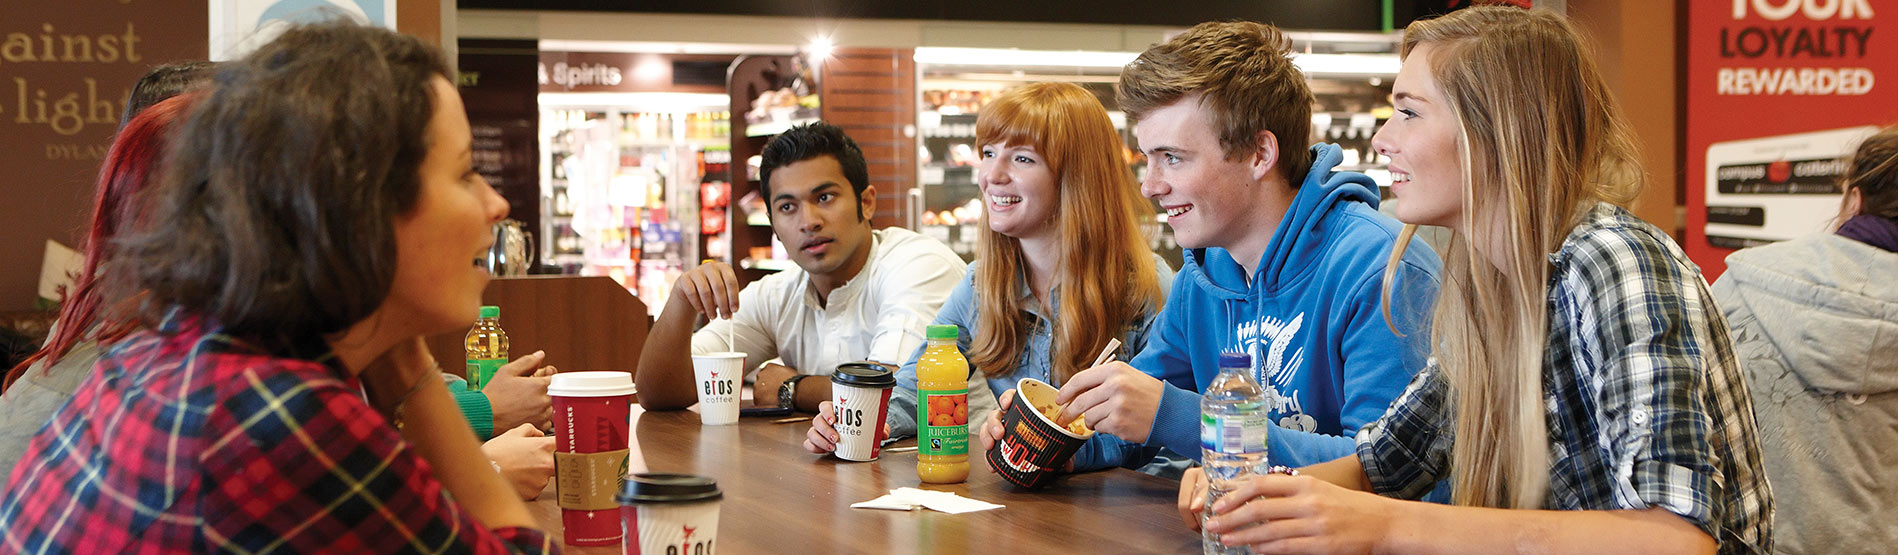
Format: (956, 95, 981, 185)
(1200, 7, 1771, 554)
(0, 22, 549, 553)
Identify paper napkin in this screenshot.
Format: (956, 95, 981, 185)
(850, 487, 1004, 514)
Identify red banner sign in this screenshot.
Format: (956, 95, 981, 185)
(1686, 0, 1898, 280)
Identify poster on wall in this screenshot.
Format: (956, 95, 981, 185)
(1704, 126, 1880, 247)
(210, 0, 396, 61)
(1685, 0, 1898, 280)
(0, 1, 207, 311)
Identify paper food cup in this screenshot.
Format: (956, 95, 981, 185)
(986, 378, 1093, 489)
(618, 473, 721, 555)
(828, 362, 896, 462)
(691, 352, 745, 426)
(548, 371, 636, 546)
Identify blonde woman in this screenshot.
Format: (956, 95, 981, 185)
(805, 82, 1172, 472)
(1190, 7, 1772, 553)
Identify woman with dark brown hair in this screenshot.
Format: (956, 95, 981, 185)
(0, 23, 549, 552)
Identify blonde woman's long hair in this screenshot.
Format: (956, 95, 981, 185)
(1379, 6, 1644, 509)
(970, 82, 1163, 384)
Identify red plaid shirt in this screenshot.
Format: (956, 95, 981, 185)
(1, 315, 556, 553)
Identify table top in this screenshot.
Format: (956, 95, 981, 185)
(528, 407, 1199, 553)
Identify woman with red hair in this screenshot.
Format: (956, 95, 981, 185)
(0, 90, 201, 477)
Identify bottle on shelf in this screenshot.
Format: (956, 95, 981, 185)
(916, 324, 970, 484)
(464, 305, 510, 391)
(1200, 351, 1268, 555)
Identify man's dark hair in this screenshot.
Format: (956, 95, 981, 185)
(759, 121, 870, 218)
(121, 61, 216, 126)
(107, 22, 450, 352)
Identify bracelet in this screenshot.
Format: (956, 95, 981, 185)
(389, 372, 438, 430)
(1265, 465, 1299, 476)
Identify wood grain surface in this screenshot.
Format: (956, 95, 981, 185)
(529, 406, 1199, 553)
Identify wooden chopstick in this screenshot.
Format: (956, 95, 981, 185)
(1090, 338, 1122, 368)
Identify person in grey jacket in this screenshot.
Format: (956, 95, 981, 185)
(1713, 125, 1898, 554)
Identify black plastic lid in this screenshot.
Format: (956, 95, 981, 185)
(617, 473, 722, 504)
(830, 361, 895, 388)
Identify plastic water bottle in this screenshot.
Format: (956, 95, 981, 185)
(1200, 352, 1267, 555)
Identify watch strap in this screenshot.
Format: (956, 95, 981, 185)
(778, 373, 813, 409)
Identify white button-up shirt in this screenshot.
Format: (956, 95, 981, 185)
(692, 227, 966, 379)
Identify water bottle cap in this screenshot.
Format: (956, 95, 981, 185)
(926, 325, 958, 340)
(479, 306, 499, 318)
(1218, 352, 1250, 369)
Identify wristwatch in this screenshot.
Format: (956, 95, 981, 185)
(778, 374, 814, 409)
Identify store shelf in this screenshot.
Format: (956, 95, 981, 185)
(744, 117, 821, 137)
(740, 257, 794, 272)
(620, 138, 731, 149)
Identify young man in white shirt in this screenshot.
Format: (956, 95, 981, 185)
(636, 122, 966, 413)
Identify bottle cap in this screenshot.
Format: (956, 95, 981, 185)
(926, 325, 958, 340)
(480, 306, 499, 319)
(1219, 352, 1250, 369)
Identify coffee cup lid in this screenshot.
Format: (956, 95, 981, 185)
(547, 371, 636, 397)
(617, 473, 722, 504)
(830, 361, 895, 388)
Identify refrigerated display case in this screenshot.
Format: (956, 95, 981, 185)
(540, 101, 730, 316)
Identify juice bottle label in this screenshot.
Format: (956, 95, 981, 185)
(466, 358, 505, 391)
(918, 388, 969, 457)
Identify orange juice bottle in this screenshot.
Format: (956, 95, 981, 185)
(916, 324, 970, 483)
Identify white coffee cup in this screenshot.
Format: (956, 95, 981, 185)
(619, 473, 721, 555)
(829, 362, 896, 462)
(691, 352, 745, 425)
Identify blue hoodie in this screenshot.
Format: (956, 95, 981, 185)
(1093, 143, 1442, 470)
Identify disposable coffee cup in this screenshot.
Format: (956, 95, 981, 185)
(691, 352, 745, 425)
(828, 362, 896, 461)
(987, 378, 1093, 489)
(618, 473, 721, 555)
(549, 371, 637, 546)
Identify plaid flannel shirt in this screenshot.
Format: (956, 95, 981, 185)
(1355, 203, 1773, 553)
(1, 314, 555, 554)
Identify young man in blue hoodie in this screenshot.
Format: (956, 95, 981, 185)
(1040, 21, 1443, 475)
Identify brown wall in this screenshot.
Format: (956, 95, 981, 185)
(397, 0, 442, 47)
(0, 1, 444, 313)
(820, 48, 919, 229)
(0, 2, 208, 312)
(1569, 0, 1682, 236)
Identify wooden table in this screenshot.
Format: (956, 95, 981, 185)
(529, 407, 1200, 553)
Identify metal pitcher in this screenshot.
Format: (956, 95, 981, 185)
(487, 219, 536, 276)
